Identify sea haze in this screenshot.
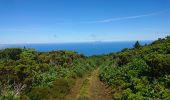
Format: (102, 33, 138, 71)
(0, 41, 152, 56)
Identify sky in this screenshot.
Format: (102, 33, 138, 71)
(0, 0, 170, 44)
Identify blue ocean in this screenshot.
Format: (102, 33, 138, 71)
(0, 41, 152, 56)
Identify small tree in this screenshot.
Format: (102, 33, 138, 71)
(134, 41, 141, 49)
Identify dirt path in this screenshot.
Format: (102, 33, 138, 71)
(66, 68, 113, 100)
(65, 77, 85, 100)
(88, 68, 113, 100)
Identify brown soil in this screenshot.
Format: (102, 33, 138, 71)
(88, 68, 113, 100)
(65, 77, 85, 100)
(65, 68, 113, 100)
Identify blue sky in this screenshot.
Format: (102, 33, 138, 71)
(0, 0, 170, 44)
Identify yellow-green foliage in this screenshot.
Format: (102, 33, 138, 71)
(77, 74, 91, 100)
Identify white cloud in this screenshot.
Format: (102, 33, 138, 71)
(89, 12, 161, 23)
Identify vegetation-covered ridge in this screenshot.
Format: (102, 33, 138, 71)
(0, 48, 98, 100)
(99, 36, 170, 99)
(0, 36, 170, 100)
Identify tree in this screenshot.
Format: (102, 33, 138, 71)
(134, 41, 141, 49)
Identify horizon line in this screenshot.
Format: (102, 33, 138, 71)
(0, 40, 154, 45)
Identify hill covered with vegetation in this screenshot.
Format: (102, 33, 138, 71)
(0, 49, 98, 100)
(0, 36, 170, 100)
(99, 36, 170, 99)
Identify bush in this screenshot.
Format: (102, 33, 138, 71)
(28, 78, 74, 100)
(0, 48, 22, 60)
(144, 54, 170, 77)
(28, 87, 50, 100)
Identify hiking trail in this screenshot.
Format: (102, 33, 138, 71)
(65, 68, 113, 100)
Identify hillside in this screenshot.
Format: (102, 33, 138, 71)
(99, 36, 170, 99)
(0, 36, 170, 100)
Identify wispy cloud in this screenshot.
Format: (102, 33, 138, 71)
(89, 12, 161, 23)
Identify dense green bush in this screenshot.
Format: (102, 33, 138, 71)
(28, 79, 74, 100)
(144, 54, 170, 77)
(0, 48, 96, 99)
(28, 87, 50, 100)
(99, 36, 170, 99)
(0, 48, 22, 60)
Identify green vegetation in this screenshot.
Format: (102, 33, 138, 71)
(134, 41, 141, 49)
(77, 75, 91, 100)
(0, 49, 97, 100)
(99, 36, 170, 100)
(0, 36, 170, 100)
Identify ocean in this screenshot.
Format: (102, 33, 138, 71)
(0, 41, 152, 56)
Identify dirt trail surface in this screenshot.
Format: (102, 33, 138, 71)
(88, 68, 113, 100)
(65, 77, 85, 100)
(65, 68, 113, 100)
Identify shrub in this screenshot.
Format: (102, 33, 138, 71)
(28, 87, 50, 100)
(144, 54, 170, 77)
(0, 48, 22, 60)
